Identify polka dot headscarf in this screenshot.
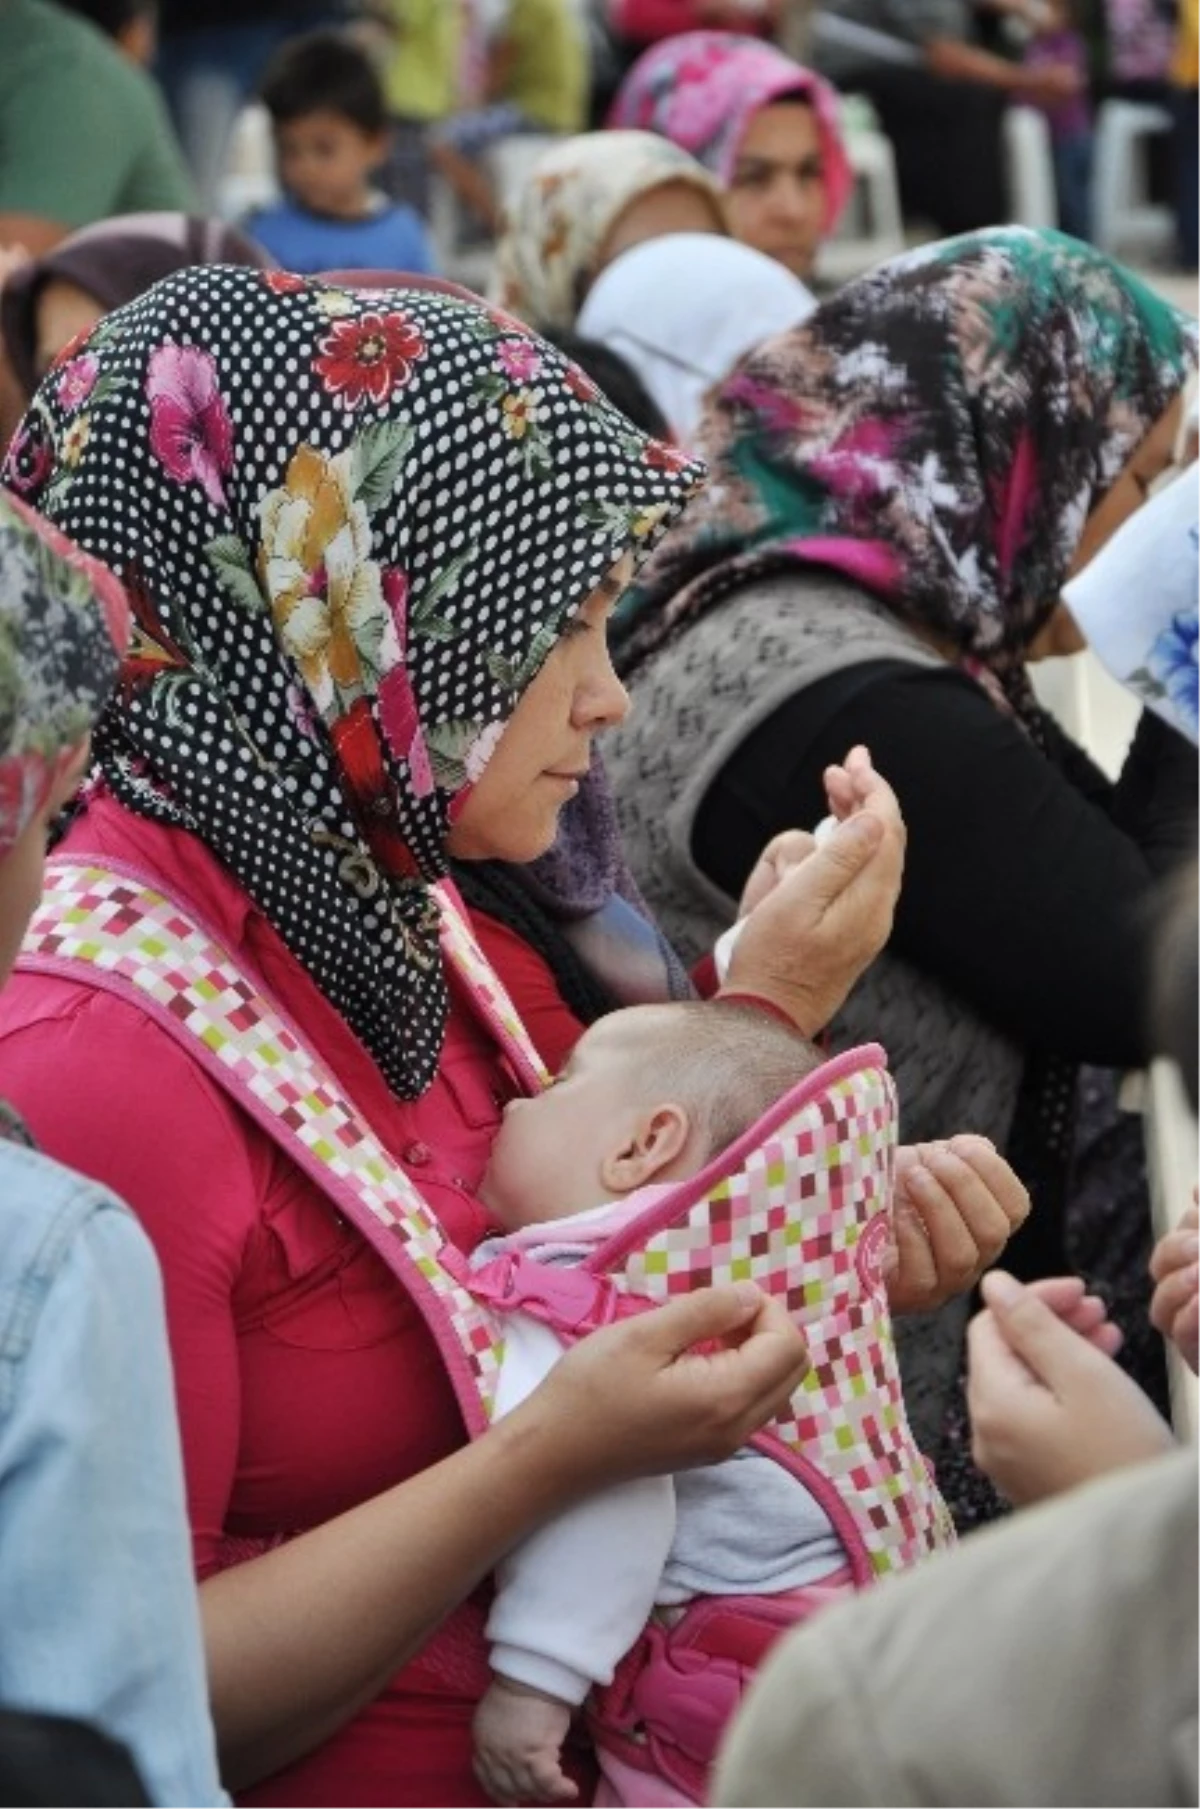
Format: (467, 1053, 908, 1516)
(5, 266, 704, 1097)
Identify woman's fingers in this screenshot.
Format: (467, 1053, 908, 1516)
(889, 1140, 1024, 1310)
(1151, 1266, 1200, 1335)
(1149, 1204, 1200, 1283)
(1024, 1277, 1124, 1353)
(737, 829, 817, 918)
(669, 1288, 810, 1439)
(943, 1134, 1031, 1232)
(555, 1286, 810, 1481)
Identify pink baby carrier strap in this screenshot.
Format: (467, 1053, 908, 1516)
(593, 1572, 855, 1807)
(17, 855, 556, 1700)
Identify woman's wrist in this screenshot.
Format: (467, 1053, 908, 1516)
(714, 988, 817, 1034)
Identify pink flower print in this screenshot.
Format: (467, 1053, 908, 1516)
(464, 718, 504, 783)
(496, 339, 543, 383)
(146, 343, 234, 511)
(3, 420, 53, 497)
(378, 567, 433, 796)
(286, 681, 319, 741)
(56, 353, 98, 411)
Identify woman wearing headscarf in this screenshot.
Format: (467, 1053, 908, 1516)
(605, 230, 1197, 1478)
(0, 489, 223, 1806)
(0, 211, 272, 440)
(608, 30, 853, 281)
(577, 230, 816, 447)
(0, 264, 848, 1805)
(491, 129, 727, 331)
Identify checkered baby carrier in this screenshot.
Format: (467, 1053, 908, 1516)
(22, 856, 954, 1806)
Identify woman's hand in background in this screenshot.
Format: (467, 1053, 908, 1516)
(1149, 1200, 1199, 1376)
(726, 747, 905, 1036)
(967, 1271, 1173, 1506)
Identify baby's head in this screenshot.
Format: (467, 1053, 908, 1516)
(480, 1001, 821, 1230)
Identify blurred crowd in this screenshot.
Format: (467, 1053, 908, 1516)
(0, 3, 1197, 1807)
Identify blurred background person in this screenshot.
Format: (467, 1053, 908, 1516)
(809, 0, 1081, 235)
(0, 0, 192, 258)
(248, 31, 435, 275)
(493, 129, 726, 328)
(0, 212, 270, 447)
(608, 31, 852, 281)
(155, 0, 336, 214)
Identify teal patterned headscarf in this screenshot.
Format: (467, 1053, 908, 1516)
(0, 487, 129, 861)
(0, 487, 129, 1145)
(616, 229, 1198, 719)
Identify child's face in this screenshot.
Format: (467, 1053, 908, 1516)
(480, 1010, 682, 1231)
(274, 111, 387, 219)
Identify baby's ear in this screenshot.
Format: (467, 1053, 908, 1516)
(600, 1103, 691, 1193)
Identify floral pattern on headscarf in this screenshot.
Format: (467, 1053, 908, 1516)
(491, 130, 727, 333)
(615, 229, 1198, 722)
(608, 31, 852, 230)
(4, 267, 704, 1099)
(0, 488, 129, 862)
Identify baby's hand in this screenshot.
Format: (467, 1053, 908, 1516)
(1150, 1200, 1200, 1376)
(473, 1675, 578, 1806)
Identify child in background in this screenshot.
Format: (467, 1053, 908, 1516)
(430, 0, 587, 230)
(1022, 0, 1095, 239)
(248, 32, 435, 276)
(470, 1000, 848, 1806)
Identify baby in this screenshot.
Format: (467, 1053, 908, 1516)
(471, 1000, 846, 1806)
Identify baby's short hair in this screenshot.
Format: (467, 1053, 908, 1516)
(621, 1001, 822, 1161)
(261, 31, 388, 136)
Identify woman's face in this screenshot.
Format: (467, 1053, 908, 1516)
(0, 739, 90, 987)
(726, 100, 826, 281)
(35, 279, 105, 381)
(594, 181, 726, 283)
(1031, 393, 1187, 658)
(446, 559, 633, 863)
(1068, 394, 1186, 579)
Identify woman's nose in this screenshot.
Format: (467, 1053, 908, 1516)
(577, 644, 630, 729)
(771, 175, 815, 225)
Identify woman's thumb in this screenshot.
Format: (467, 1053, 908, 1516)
(648, 1283, 764, 1358)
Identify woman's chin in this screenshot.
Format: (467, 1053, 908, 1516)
(450, 810, 563, 866)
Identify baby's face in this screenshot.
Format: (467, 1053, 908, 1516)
(479, 1015, 652, 1230)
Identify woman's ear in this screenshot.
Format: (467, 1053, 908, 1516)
(600, 1102, 693, 1194)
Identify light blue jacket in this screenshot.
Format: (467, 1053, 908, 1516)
(0, 1138, 226, 1806)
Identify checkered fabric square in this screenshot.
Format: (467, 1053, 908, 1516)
(616, 1066, 955, 1571)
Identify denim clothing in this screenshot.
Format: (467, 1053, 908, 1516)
(0, 1140, 225, 1808)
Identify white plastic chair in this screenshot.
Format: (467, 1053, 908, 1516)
(816, 98, 905, 284)
(1003, 105, 1059, 231)
(216, 103, 279, 223)
(1093, 99, 1175, 261)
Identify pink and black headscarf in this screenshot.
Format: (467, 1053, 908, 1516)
(608, 31, 852, 236)
(614, 230, 1198, 722)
